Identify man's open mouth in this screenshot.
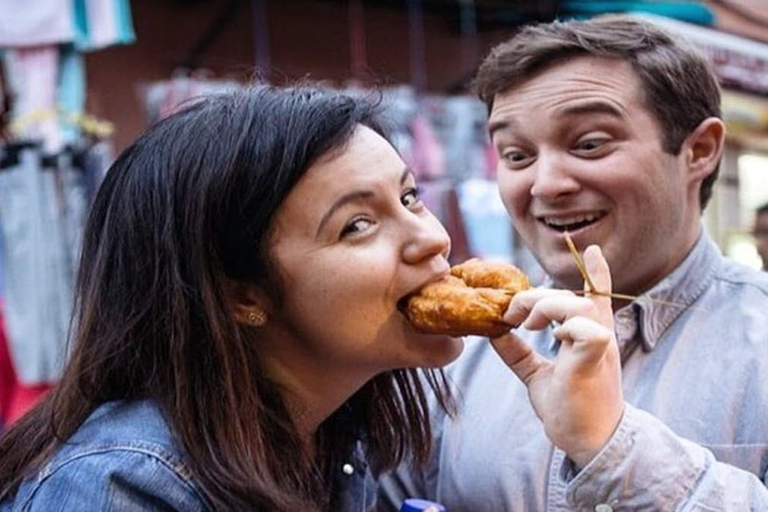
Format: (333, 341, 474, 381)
(540, 212, 606, 233)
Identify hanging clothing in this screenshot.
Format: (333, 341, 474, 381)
(0, 305, 13, 426)
(1, 47, 61, 152)
(419, 181, 471, 264)
(0, 143, 93, 385)
(0, 304, 53, 427)
(0, 0, 133, 152)
(0, 0, 135, 50)
(456, 178, 513, 261)
(0, 1, 76, 48)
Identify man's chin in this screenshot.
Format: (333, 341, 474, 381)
(540, 257, 586, 291)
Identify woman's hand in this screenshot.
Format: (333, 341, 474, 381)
(490, 245, 623, 469)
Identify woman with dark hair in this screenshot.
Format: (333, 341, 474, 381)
(0, 85, 463, 511)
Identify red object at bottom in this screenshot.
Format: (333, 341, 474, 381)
(0, 308, 53, 426)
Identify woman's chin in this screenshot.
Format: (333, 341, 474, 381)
(409, 333, 465, 368)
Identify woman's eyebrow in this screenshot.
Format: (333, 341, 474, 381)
(316, 189, 374, 237)
(315, 167, 413, 237)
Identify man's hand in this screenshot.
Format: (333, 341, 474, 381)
(490, 245, 623, 469)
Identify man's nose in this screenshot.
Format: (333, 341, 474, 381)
(529, 153, 580, 201)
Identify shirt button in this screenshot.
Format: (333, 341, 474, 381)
(342, 463, 354, 475)
(594, 504, 613, 512)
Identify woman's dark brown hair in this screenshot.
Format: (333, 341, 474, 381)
(0, 85, 451, 510)
(474, 14, 722, 210)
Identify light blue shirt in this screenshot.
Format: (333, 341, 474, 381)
(379, 231, 768, 510)
(1, 400, 376, 511)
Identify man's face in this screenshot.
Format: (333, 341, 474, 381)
(754, 212, 768, 270)
(489, 56, 704, 296)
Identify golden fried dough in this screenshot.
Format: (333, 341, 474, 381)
(404, 258, 530, 337)
(451, 258, 531, 292)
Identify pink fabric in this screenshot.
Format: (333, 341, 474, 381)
(0, 307, 53, 426)
(410, 114, 446, 181)
(0, 309, 15, 422)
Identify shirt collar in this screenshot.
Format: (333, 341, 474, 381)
(622, 230, 721, 351)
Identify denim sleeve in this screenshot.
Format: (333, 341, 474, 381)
(564, 404, 768, 511)
(17, 448, 210, 512)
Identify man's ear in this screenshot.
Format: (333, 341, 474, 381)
(683, 117, 726, 184)
(224, 278, 272, 326)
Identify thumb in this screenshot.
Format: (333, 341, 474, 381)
(583, 245, 612, 323)
(490, 332, 550, 385)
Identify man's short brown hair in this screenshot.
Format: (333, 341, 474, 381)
(475, 14, 722, 209)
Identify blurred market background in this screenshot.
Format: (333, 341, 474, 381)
(1, 0, 768, 425)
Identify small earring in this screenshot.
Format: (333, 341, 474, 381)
(246, 309, 267, 326)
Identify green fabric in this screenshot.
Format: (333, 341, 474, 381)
(561, 1, 715, 25)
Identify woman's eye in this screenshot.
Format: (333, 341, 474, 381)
(401, 187, 422, 209)
(339, 217, 373, 239)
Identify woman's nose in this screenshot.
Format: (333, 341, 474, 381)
(402, 213, 451, 265)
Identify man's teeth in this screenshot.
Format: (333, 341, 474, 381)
(543, 213, 600, 228)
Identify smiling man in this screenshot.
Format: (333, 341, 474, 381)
(379, 14, 768, 511)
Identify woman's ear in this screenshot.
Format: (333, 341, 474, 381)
(683, 117, 725, 184)
(225, 279, 272, 327)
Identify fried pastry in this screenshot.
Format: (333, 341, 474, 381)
(403, 258, 530, 337)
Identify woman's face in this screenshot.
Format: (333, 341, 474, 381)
(261, 126, 463, 387)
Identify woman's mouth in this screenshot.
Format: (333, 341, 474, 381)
(396, 294, 412, 314)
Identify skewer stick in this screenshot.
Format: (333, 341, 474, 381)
(500, 232, 687, 309)
(562, 233, 686, 308)
(563, 231, 598, 294)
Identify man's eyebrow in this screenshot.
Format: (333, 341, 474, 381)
(554, 100, 625, 120)
(488, 101, 625, 138)
(315, 168, 412, 238)
(487, 119, 510, 138)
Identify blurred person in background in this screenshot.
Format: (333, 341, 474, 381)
(380, 14, 768, 511)
(754, 202, 768, 271)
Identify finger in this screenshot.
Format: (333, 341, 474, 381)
(503, 288, 574, 326)
(583, 245, 613, 325)
(552, 316, 614, 366)
(521, 295, 598, 331)
(489, 332, 551, 385)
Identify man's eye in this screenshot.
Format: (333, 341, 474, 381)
(339, 217, 373, 239)
(500, 149, 532, 169)
(401, 187, 422, 208)
(574, 138, 608, 152)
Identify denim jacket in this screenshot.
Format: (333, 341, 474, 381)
(1, 400, 376, 511)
